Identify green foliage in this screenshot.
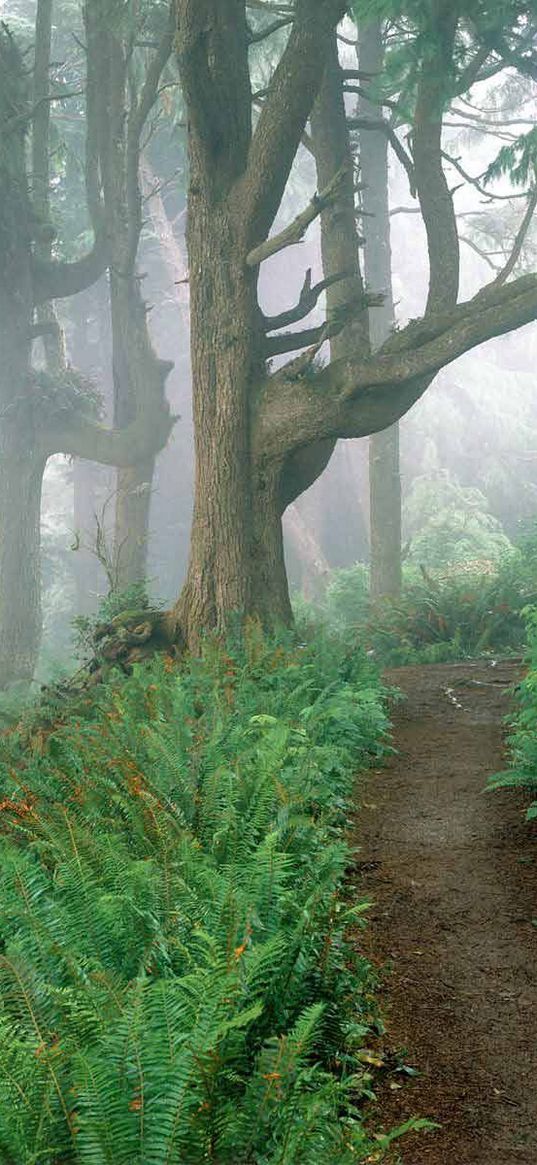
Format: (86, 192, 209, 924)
(364, 562, 532, 664)
(404, 473, 513, 569)
(297, 524, 537, 665)
(0, 630, 421, 1162)
(72, 582, 154, 661)
(487, 605, 537, 820)
(324, 564, 371, 631)
(485, 127, 537, 188)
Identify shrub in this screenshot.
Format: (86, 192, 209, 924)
(487, 605, 537, 821)
(0, 628, 421, 1163)
(296, 537, 537, 666)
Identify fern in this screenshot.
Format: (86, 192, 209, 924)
(0, 632, 420, 1162)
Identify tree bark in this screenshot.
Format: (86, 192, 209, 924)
(0, 436, 45, 686)
(174, 194, 269, 640)
(359, 21, 402, 599)
(169, 2, 537, 650)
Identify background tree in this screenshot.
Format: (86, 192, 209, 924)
(358, 20, 402, 599)
(169, 0, 537, 649)
(0, 0, 174, 686)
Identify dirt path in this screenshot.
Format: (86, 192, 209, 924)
(355, 660, 537, 1165)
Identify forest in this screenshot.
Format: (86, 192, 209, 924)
(0, 0, 537, 1161)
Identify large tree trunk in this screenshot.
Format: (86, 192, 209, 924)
(359, 21, 402, 600)
(169, 2, 535, 651)
(114, 461, 155, 591)
(0, 29, 44, 686)
(175, 197, 282, 641)
(0, 437, 45, 686)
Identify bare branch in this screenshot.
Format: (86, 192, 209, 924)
(443, 152, 530, 202)
(266, 324, 325, 357)
(266, 290, 384, 357)
(246, 163, 348, 267)
(248, 16, 293, 43)
(492, 185, 537, 287)
(459, 234, 499, 271)
(263, 268, 350, 331)
(32, 239, 108, 303)
(41, 377, 176, 465)
(255, 274, 537, 462)
(348, 115, 416, 195)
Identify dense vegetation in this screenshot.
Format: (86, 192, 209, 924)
(295, 524, 537, 665)
(488, 606, 537, 822)
(0, 629, 426, 1163)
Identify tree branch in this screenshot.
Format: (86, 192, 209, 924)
(41, 364, 176, 464)
(265, 324, 325, 357)
(411, 1, 460, 313)
(248, 16, 293, 43)
(240, 0, 346, 245)
(348, 115, 416, 195)
(492, 185, 537, 286)
(254, 274, 537, 461)
(32, 238, 109, 303)
(246, 163, 347, 266)
(263, 268, 349, 331)
(443, 151, 530, 201)
(31, 0, 109, 304)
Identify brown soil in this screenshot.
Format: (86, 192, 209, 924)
(355, 660, 537, 1165)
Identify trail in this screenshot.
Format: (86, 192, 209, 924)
(355, 660, 537, 1165)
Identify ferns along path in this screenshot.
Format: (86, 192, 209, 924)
(356, 660, 537, 1164)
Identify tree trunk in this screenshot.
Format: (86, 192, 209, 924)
(0, 438, 45, 686)
(359, 21, 402, 600)
(114, 461, 155, 591)
(175, 196, 279, 642)
(369, 425, 402, 598)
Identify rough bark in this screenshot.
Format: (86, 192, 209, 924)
(359, 21, 402, 599)
(82, 2, 174, 594)
(0, 29, 43, 684)
(0, 9, 176, 686)
(412, 0, 460, 314)
(169, 2, 537, 648)
(173, 0, 296, 642)
(0, 439, 45, 687)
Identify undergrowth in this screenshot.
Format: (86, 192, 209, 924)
(0, 625, 424, 1163)
(487, 605, 537, 822)
(295, 542, 537, 665)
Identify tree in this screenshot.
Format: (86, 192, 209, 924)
(358, 21, 402, 599)
(0, 0, 174, 685)
(168, 0, 537, 649)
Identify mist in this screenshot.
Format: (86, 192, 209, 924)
(0, 0, 535, 682)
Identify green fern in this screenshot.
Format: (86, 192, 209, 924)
(0, 632, 422, 1163)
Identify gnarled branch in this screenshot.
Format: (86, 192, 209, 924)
(254, 273, 537, 463)
(263, 268, 350, 331)
(246, 163, 347, 266)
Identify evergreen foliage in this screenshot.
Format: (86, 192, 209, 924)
(0, 629, 423, 1162)
(295, 527, 537, 665)
(487, 605, 537, 820)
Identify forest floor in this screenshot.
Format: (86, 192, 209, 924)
(354, 659, 537, 1165)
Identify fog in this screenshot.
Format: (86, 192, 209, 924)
(1, 0, 537, 681)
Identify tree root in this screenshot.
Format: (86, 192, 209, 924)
(87, 608, 184, 681)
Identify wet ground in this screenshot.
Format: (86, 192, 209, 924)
(355, 660, 537, 1165)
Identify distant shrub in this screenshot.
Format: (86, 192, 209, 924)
(487, 605, 537, 822)
(296, 535, 537, 666)
(404, 473, 513, 569)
